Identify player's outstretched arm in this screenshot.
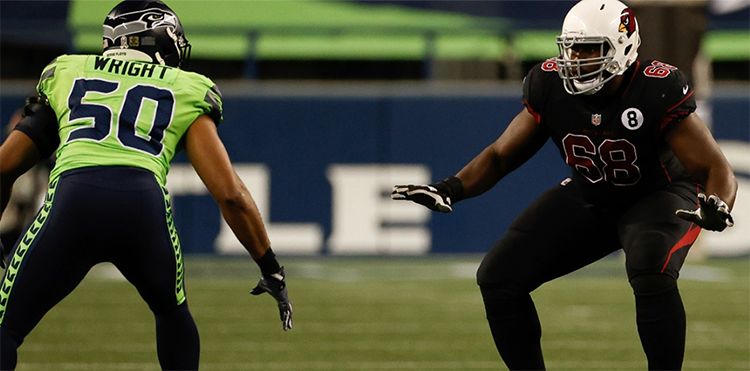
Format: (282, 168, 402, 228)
(184, 115, 271, 259)
(667, 113, 737, 231)
(1, 97, 58, 268)
(1, 97, 56, 218)
(456, 108, 548, 198)
(0, 132, 41, 269)
(393, 108, 548, 212)
(184, 114, 292, 330)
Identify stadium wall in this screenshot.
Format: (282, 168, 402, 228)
(1, 82, 748, 256)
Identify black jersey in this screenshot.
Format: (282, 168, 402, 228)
(523, 59, 697, 207)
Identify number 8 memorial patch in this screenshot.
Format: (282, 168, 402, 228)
(621, 108, 644, 130)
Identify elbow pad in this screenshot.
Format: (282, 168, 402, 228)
(14, 96, 60, 159)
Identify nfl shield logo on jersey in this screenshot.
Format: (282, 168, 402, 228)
(591, 113, 602, 126)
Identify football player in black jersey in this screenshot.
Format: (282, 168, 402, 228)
(392, 0, 737, 369)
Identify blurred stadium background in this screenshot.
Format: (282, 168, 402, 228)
(1, 1, 748, 370)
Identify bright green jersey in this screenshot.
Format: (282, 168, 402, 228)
(38, 54, 223, 185)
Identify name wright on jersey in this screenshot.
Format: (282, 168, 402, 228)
(92, 56, 169, 79)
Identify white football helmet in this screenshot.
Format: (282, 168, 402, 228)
(556, 0, 641, 95)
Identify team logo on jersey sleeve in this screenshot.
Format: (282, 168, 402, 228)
(591, 113, 602, 126)
(621, 108, 644, 130)
(541, 58, 558, 72)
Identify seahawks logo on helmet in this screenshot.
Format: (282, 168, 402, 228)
(103, 0, 191, 69)
(104, 10, 180, 42)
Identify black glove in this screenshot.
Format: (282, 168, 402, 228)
(391, 176, 463, 213)
(0, 240, 6, 269)
(675, 193, 734, 232)
(251, 267, 293, 331)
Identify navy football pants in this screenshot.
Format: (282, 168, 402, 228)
(0, 167, 198, 370)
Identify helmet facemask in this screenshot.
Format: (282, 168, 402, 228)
(163, 22, 191, 68)
(556, 36, 617, 95)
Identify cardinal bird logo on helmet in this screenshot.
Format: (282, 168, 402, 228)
(619, 8, 636, 37)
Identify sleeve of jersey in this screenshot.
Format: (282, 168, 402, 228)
(522, 64, 545, 124)
(35, 57, 58, 97)
(659, 69, 697, 132)
(203, 84, 223, 127)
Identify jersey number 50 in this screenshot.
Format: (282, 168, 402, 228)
(562, 134, 642, 186)
(66, 78, 174, 156)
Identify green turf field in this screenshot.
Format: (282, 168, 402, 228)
(13, 255, 750, 371)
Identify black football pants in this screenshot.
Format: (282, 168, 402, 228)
(476, 179, 700, 370)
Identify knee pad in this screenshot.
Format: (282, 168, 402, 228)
(153, 301, 191, 318)
(0, 326, 23, 347)
(479, 284, 527, 303)
(477, 268, 529, 300)
(623, 231, 673, 272)
(629, 273, 677, 297)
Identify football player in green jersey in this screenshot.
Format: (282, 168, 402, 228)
(0, 1, 291, 370)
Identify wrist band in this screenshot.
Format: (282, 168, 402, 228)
(254, 248, 281, 276)
(440, 176, 465, 202)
